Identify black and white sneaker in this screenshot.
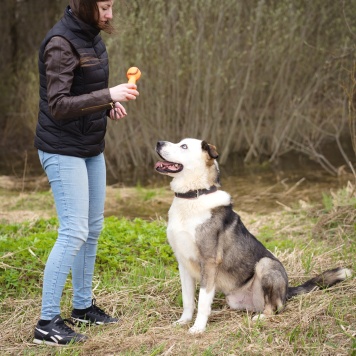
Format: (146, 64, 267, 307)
(33, 315, 87, 346)
(71, 299, 119, 325)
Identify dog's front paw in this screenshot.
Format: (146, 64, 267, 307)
(188, 313, 208, 333)
(173, 317, 191, 326)
(188, 324, 206, 334)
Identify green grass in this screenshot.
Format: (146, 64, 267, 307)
(0, 217, 176, 298)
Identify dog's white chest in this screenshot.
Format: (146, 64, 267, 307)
(167, 199, 211, 262)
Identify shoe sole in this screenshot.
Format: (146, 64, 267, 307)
(72, 317, 118, 325)
(33, 338, 66, 347)
(72, 317, 96, 325)
(33, 337, 86, 346)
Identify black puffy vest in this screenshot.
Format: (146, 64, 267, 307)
(34, 6, 109, 157)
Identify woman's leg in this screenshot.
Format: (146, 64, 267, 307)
(71, 153, 106, 310)
(38, 150, 90, 320)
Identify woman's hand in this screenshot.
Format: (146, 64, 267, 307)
(109, 83, 139, 102)
(109, 101, 127, 121)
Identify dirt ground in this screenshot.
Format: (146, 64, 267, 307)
(0, 175, 172, 224)
(0, 169, 353, 226)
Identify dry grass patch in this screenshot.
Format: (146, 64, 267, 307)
(0, 256, 354, 355)
(0, 182, 355, 355)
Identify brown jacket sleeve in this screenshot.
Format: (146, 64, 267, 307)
(44, 36, 113, 120)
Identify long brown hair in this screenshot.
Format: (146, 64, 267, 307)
(69, 0, 114, 34)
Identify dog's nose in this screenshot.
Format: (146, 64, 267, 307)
(156, 141, 165, 151)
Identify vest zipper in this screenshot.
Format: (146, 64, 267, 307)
(81, 102, 114, 111)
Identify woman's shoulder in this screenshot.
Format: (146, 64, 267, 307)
(44, 36, 79, 69)
(44, 36, 78, 59)
(46, 36, 72, 50)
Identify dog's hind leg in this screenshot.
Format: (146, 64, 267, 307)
(174, 263, 196, 325)
(252, 257, 288, 321)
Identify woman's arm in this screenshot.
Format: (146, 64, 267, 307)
(44, 37, 138, 120)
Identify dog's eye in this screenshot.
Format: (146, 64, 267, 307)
(180, 144, 188, 149)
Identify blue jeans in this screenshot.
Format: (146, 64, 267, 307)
(38, 150, 106, 320)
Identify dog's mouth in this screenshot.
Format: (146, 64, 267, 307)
(154, 160, 183, 174)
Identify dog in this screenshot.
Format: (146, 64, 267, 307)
(154, 138, 352, 334)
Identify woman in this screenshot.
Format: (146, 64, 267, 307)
(33, 0, 138, 346)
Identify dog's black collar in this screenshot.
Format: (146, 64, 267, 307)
(175, 185, 217, 199)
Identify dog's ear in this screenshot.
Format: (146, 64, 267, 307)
(202, 141, 219, 159)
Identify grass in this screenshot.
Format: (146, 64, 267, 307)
(0, 183, 355, 355)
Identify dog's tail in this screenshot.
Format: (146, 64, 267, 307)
(287, 267, 352, 299)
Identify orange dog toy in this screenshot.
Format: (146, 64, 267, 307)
(127, 67, 141, 85)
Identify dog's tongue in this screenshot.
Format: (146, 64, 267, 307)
(154, 161, 181, 172)
(155, 161, 173, 169)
